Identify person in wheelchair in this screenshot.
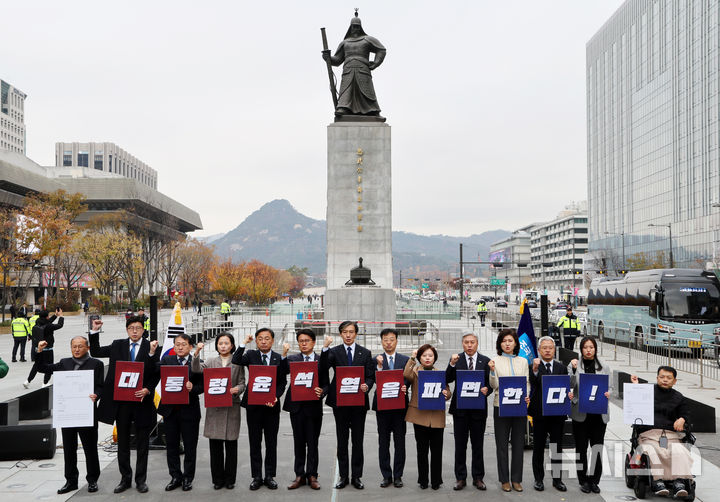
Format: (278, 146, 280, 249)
(629, 366, 693, 498)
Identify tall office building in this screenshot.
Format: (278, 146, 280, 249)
(0, 79, 26, 155)
(54, 142, 158, 189)
(587, 0, 720, 269)
(488, 227, 533, 291)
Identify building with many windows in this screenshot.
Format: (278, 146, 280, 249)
(587, 0, 720, 270)
(0, 79, 26, 154)
(488, 227, 533, 292)
(54, 142, 157, 189)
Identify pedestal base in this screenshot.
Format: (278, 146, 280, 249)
(325, 287, 396, 323)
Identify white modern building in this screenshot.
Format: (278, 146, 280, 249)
(0, 79, 26, 155)
(488, 227, 532, 292)
(587, 0, 720, 269)
(530, 202, 588, 292)
(54, 142, 158, 189)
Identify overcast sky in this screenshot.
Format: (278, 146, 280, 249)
(2, 0, 624, 238)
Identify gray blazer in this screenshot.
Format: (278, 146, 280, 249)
(192, 355, 246, 440)
(568, 358, 612, 424)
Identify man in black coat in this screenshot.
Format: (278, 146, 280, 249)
(281, 328, 328, 490)
(24, 309, 64, 387)
(372, 328, 409, 488)
(529, 336, 569, 492)
(320, 321, 375, 490)
(36, 336, 104, 495)
(446, 333, 493, 491)
(157, 333, 204, 492)
(89, 316, 159, 494)
(232, 328, 288, 490)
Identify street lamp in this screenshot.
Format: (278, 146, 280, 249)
(648, 223, 673, 268)
(604, 231, 626, 272)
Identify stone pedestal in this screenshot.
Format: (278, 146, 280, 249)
(325, 287, 396, 323)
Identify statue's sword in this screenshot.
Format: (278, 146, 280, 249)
(321, 27, 339, 109)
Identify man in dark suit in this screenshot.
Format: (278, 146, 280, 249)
(446, 333, 493, 491)
(36, 336, 104, 494)
(24, 309, 64, 388)
(529, 336, 569, 492)
(372, 328, 409, 488)
(157, 333, 204, 492)
(320, 320, 375, 490)
(281, 328, 328, 490)
(89, 316, 159, 494)
(232, 327, 288, 490)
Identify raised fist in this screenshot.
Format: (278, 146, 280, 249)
(450, 353, 459, 365)
(570, 359, 578, 369)
(92, 319, 103, 331)
(37, 340, 48, 351)
(323, 335, 333, 348)
(532, 358, 541, 372)
(487, 360, 495, 372)
(376, 355, 384, 368)
(411, 349, 418, 359)
(149, 340, 159, 353)
(244, 334, 254, 345)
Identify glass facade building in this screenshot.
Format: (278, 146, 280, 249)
(587, 0, 720, 270)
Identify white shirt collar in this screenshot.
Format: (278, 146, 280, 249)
(384, 352, 396, 359)
(301, 352, 315, 361)
(343, 342, 356, 353)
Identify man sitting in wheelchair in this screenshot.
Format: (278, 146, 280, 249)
(629, 366, 693, 498)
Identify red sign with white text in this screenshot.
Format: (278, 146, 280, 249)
(160, 365, 189, 405)
(376, 370, 406, 411)
(289, 361, 319, 401)
(248, 365, 277, 406)
(204, 367, 233, 408)
(114, 361, 144, 402)
(336, 366, 364, 407)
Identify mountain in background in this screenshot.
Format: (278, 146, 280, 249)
(210, 199, 510, 275)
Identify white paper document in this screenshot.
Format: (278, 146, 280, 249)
(53, 370, 95, 428)
(623, 383, 654, 426)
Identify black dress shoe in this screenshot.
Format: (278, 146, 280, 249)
(591, 483, 601, 494)
(165, 478, 182, 491)
(552, 480, 567, 491)
(419, 482, 428, 489)
(335, 477, 349, 489)
(137, 482, 149, 493)
(264, 477, 278, 489)
(214, 483, 224, 490)
(87, 482, 98, 493)
(249, 478, 263, 490)
(534, 480, 544, 491)
(380, 478, 392, 488)
(580, 482, 591, 493)
(182, 479, 193, 491)
(114, 481, 131, 493)
(453, 479, 466, 491)
(57, 482, 78, 494)
(351, 477, 364, 489)
(431, 483, 441, 490)
(394, 477, 403, 488)
(226, 483, 235, 489)
(473, 479, 487, 490)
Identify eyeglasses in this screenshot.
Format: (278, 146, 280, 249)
(127, 326, 143, 332)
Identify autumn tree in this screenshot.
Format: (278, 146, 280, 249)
(285, 265, 308, 297)
(625, 251, 667, 272)
(117, 233, 145, 304)
(242, 259, 280, 305)
(177, 239, 216, 298)
(158, 238, 187, 299)
(56, 232, 87, 304)
(76, 227, 126, 296)
(209, 259, 246, 300)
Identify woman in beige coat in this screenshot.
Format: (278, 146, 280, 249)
(191, 333, 245, 490)
(404, 343, 451, 490)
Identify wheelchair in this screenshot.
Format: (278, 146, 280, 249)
(624, 425, 696, 500)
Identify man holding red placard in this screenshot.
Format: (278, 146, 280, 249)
(232, 328, 288, 491)
(320, 321, 375, 490)
(157, 333, 204, 492)
(89, 316, 159, 494)
(281, 328, 327, 490)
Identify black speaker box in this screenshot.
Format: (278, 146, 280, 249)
(0, 423, 56, 460)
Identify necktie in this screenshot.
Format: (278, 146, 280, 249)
(262, 354, 268, 365)
(546, 362, 552, 373)
(179, 357, 185, 366)
(347, 346, 353, 366)
(468, 356, 474, 371)
(389, 355, 394, 370)
(130, 343, 137, 362)
(305, 355, 310, 362)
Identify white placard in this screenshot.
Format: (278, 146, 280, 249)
(52, 370, 95, 428)
(623, 383, 654, 426)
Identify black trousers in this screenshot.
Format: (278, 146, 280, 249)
(115, 404, 151, 484)
(562, 329, 579, 350)
(332, 406, 367, 479)
(493, 408, 526, 484)
(62, 426, 100, 484)
(376, 409, 406, 480)
(532, 416, 565, 482)
(413, 424, 443, 486)
(27, 349, 52, 384)
(572, 415, 607, 485)
(453, 412, 487, 481)
(209, 439, 238, 486)
(246, 407, 280, 479)
(164, 413, 200, 481)
(289, 412, 322, 478)
(12, 336, 27, 361)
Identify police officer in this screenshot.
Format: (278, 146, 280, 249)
(137, 308, 150, 339)
(11, 314, 30, 362)
(476, 301, 487, 326)
(556, 307, 581, 350)
(220, 300, 231, 321)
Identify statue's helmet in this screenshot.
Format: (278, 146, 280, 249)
(344, 10, 367, 39)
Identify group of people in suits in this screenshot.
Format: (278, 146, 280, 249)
(41, 316, 619, 496)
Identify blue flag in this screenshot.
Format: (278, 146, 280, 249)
(417, 371, 446, 410)
(517, 301, 537, 365)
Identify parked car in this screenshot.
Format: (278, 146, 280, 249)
(496, 300, 508, 308)
(526, 300, 538, 308)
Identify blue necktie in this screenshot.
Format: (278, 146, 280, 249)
(347, 346, 353, 366)
(130, 343, 137, 362)
(388, 355, 394, 370)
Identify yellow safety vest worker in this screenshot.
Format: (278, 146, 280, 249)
(11, 317, 30, 337)
(28, 314, 39, 331)
(556, 315, 580, 330)
(477, 303, 487, 313)
(221, 302, 231, 314)
(143, 317, 150, 331)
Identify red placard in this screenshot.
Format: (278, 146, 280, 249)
(289, 361, 319, 401)
(336, 366, 365, 407)
(160, 365, 189, 405)
(248, 365, 277, 406)
(114, 361, 144, 402)
(204, 367, 233, 408)
(376, 369, 406, 411)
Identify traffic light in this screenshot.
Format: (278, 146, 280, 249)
(574, 270, 582, 275)
(596, 270, 605, 275)
(617, 269, 627, 275)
